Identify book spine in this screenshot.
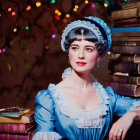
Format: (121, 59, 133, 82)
(0, 122, 35, 134)
(111, 46, 140, 54)
(112, 31, 140, 37)
(112, 7, 140, 20)
(122, 2, 140, 9)
(108, 61, 140, 75)
(112, 41, 140, 46)
(109, 75, 140, 85)
(112, 36, 140, 42)
(106, 81, 140, 97)
(114, 23, 140, 28)
(0, 133, 33, 140)
(121, 55, 140, 63)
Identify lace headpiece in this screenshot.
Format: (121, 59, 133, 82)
(61, 16, 111, 53)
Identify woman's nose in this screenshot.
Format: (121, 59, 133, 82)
(78, 50, 85, 59)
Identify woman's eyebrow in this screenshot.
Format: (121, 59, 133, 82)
(85, 45, 95, 48)
(70, 44, 79, 47)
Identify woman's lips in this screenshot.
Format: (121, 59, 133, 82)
(76, 62, 86, 66)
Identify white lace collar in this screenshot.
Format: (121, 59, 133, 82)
(48, 81, 109, 128)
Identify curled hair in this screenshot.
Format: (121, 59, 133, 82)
(63, 27, 108, 56)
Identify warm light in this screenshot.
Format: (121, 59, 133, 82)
(26, 5, 31, 11)
(36, 2, 41, 7)
(58, 12, 61, 16)
(104, 3, 108, 7)
(12, 12, 16, 16)
(85, 0, 89, 4)
(0, 13, 1, 17)
(54, 15, 60, 20)
(13, 28, 17, 32)
(0, 49, 2, 53)
(75, 5, 79, 8)
(92, 4, 96, 8)
(45, 45, 49, 50)
(107, 51, 111, 55)
(66, 14, 70, 18)
(73, 8, 77, 11)
(8, 8, 12, 12)
(55, 10, 59, 14)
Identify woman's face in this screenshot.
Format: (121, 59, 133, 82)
(69, 39, 101, 74)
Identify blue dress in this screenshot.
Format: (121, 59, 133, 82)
(32, 81, 140, 140)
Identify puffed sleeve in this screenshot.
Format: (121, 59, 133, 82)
(106, 87, 140, 116)
(32, 90, 62, 140)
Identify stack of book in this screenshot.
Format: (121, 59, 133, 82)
(0, 107, 35, 140)
(107, 1, 140, 97)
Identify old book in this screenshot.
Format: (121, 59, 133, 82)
(108, 60, 140, 75)
(122, 1, 140, 9)
(0, 121, 35, 134)
(111, 54, 140, 63)
(0, 130, 34, 140)
(112, 31, 140, 37)
(0, 111, 34, 123)
(0, 107, 31, 117)
(112, 7, 140, 20)
(112, 36, 140, 42)
(115, 23, 140, 28)
(109, 74, 140, 85)
(112, 41, 140, 46)
(106, 81, 140, 97)
(111, 46, 140, 54)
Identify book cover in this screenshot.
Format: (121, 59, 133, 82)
(108, 60, 140, 75)
(112, 7, 140, 20)
(0, 111, 34, 123)
(0, 121, 35, 134)
(111, 46, 140, 55)
(109, 74, 140, 85)
(106, 81, 140, 97)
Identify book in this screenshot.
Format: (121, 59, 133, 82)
(0, 107, 31, 117)
(106, 81, 140, 97)
(112, 7, 140, 20)
(109, 74, 140, 85)
(112, 36, 140, 42)
(112, 41, 140, 46)
(112, 31, 140, 37)
(0, 132, 34, 140)
(115, 23, 140, 28)
(111, 54, 140, 63)
(111, 46, 140, 54)
(0, 121, 35, 134)
(112, 27, 140, 33)
(108, 60, 140, 75)
(122, 1, 140, 9)
(0, 111, 34, 123)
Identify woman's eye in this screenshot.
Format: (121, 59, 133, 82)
(71, 47, 78, 51)
(86, 48, 93, 52)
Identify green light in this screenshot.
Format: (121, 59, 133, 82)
(25, 26, 29, 30)
(95, 2, 99, 5)
(51, 0, 55, 3)
(124, 0, 127, 1)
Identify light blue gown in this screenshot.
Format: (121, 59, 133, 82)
(32, 81, 140, 140)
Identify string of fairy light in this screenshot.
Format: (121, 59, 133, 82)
(0, 0, 128, 54)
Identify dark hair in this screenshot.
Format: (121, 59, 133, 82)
(63, 23, 108, 56)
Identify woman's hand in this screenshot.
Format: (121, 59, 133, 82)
(109, 111, 137, 140)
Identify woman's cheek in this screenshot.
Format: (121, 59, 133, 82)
(69, 52, 75, 60)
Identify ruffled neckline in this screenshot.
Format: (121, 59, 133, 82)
(48, 81, 109, 128)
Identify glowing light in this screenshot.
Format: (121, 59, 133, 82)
(55, 10, 59, 14)
(95, 2, 99, 5)
(26, 5, 31, 11)
(36, 2, 41, 7)
(0, 13, 1, 17)
(92, 4, 96, 8)
(8, 8, 12, 12)
(51, 0, 55, 3)
(2, 48, 6, 52)
(12, 12, 16, 16)
(75, 5, 79, 8)
(107, 51, 111, 55)
(73, 8, 77, 12)
(25, 26, 29, 30)
(54, 15, 60, 20)
(13, 28, 17, 32)
(85, 0, 89, 4)
(124, 0, 127, 1)
(66, 14, 70, 18)
(63, 18, 67, 24)
(45, 45, 49, 50)
(58, 12, 61, 16)
(0, 49, 2, 53)
(52, 34, 56, 38)
(104, 3, 108, 7)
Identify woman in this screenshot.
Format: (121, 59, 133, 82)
(32, 16, 140, 140)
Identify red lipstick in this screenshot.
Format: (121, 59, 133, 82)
(76, 62, 86, 66)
